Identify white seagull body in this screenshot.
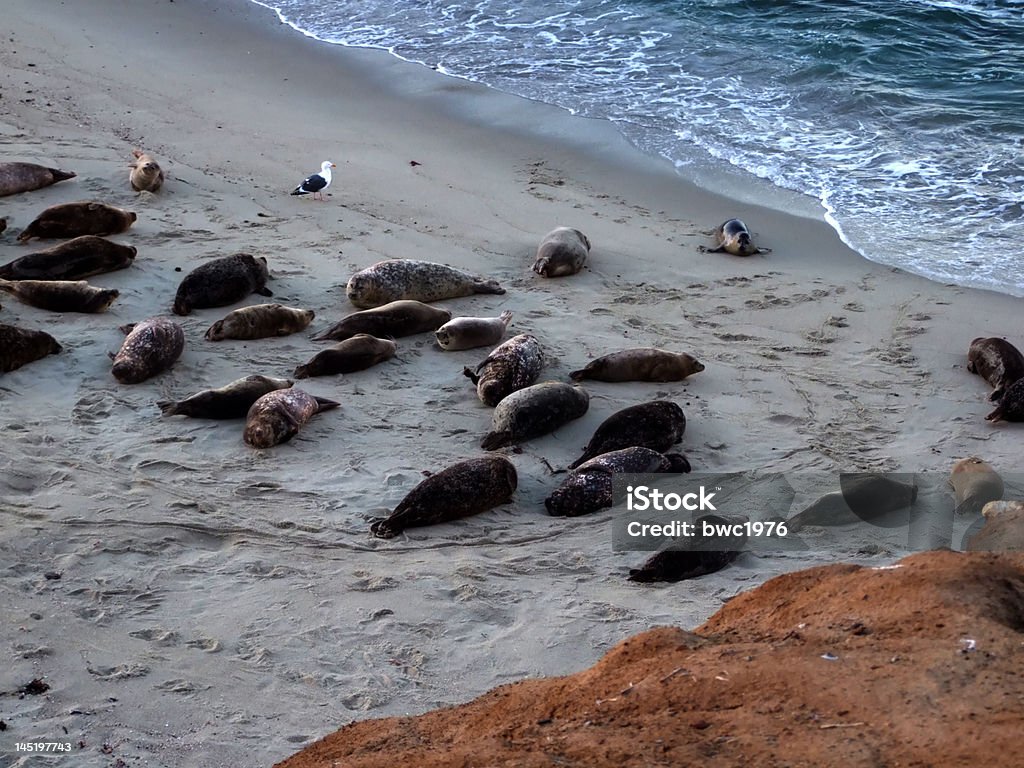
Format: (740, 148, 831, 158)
(291, 160, 336, 200)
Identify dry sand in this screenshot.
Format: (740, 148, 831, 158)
(1, 0, 1021, 766)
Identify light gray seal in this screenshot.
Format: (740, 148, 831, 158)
(294, 334, 397, 379)
(0, 278, 119, 313)
(481, 381, 590, 450)
(0, 162, 76, 197)
(17, 201, 137, 242)
(129, 149, 164, 193)
(570, 348, 705, 383)
(700, 219, 771, 256)
(110, 317, 185, 384)
(370, 456, 517, 539)
(173, 253, 272, 315)
(569, 400, 686, 469)
(0, 323, 61, 373)
(243, 389, 340, 448)
(948, 457, 1004, 516)
(158, 375, 294, 419)
(312, 300, 451, 342)
(532, 227, 590, 277)
(436, 311, 513, 351)
(205, 304, 314, 341)
(785, 475, 918, 531)
(967, 336, 1024, 402)
(0, 236, 137, 281)
(346, 259, 505, 309)
(463, 333, 544, 407)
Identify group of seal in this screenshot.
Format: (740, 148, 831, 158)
(966, 336, 1024, 423)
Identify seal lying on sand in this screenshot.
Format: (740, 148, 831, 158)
(0, 162, 76, 197)
(173, 253, 272, 315)
(294, 334, 397, 379)
(0, 278, 119, 313)
(129, 149, 164, 192)
(347, 259, 505, 309)
(967, 501, 1024, 551)
(0, 323, 62, 373)
(948, 457, 1004, 516)
(370, 456, 517, 539)
(312, 300, 450, 342)
(569, 400, 686, 470)
(205, 304, 314, 341)
(628, 515, 747, 583)
(532, 227, 590, 277)
(786, 474, 918, 530)
(159, 375, 294, 419)
(17, 201, 136, 242)
(700, 219, 771, 256)
(986, 378, 1024, 423)
(110, 317, 185, 384)
(546, 447, 691, 517)
(481, 382, 590, 450)
(436, 311, 512, 351)
(464, 333, 544, 407)
(967, 336, 1024, 402)
(0, 236, 136, 280)
(243, 388, 340, 448)
(570, 348, 705, 383)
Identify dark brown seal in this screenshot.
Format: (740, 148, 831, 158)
(0, 162, 76, 197)
(243, 388, 340, 448)
(172, 253, 272, 315)
(347, 259, 505, 309)
(158, 375, 294, 419)
(311, 300, 451, 342)
(570, 348, 705, 383)
(628, 515, 746, 583)
(463, 333, 544, 407)
(700, 219, 771, 256)
(0, 323, 61, 373)
(370, 456, 518, 539)
(16, 201, 136, 242)
(0, 278, 119, 313)
(967, 336, 1024, 402)
(294, 334, 397, 379)
(546, 447, 691, 517)
(481, 382, 590, 450)
(110, 317, 185, 384)
(205, 304, 315, 341)
(0, 236, 137, 280)
(532, 227, 590, 277)
(129, 149, 164, 192)
(569, 400, 686, 470)
(986, 378, 1024, 423)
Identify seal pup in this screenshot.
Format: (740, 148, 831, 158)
(0, 236, 137, 281)
(786, 474, 918, 531)
(243, 388, 340, 448)
(110, 317, 185, 384)
(532, 227, 590, 277)
(570, 348, 705, 383)
(481, 382, 590, 450)
(159, 375, 294, 419)
(700, 219, 771, 256)
(436, 311, 513, 351)
(546, 447, 691, 517)
(628, 515, 747, 583)
(312, 300, 450, 342)
(294, 334, 397, 379)
(0, 323, 61, 373)
(129, 149, 164, 192)
(569, 400, 686, 470)
(986, 378, 1024, 423)
(0, 162, 76, 197)
(967, 337, 1024, 402)
(173, 253, 272, 315)
(291, 160, 335, 201)
(948, 457, 1004, 516)
(0, 278, 119, 313)
(205, 304, 315, 341)
(16, 201, 137, 242)
(347, 259, 505, 309)
(463, 333, 544, 407)
(370, 456, 517, 539)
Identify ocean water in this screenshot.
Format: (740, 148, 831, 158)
(251, 0, 1024, 296)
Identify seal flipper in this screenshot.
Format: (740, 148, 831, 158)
(47, 168, 76, 183)
(370, 518, 399, 539)
(118, 323, 137, 335)
(256, 287, 274, 297)
(157, 400, 181, 417)
(462, 366, 481, 385)
(481, 429, 512, 451)
(989, 386, 1005, 402)
(313, 396, 341, 413)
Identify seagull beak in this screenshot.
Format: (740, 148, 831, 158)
(331, 164, 337, 168)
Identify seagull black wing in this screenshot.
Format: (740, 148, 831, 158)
(292, 173, 327, 196)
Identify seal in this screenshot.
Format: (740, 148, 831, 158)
(545, 446, 691, 517)
(481, 382, 590, 450)
(0, 323, 61, 373)
(436, 311, 513, 351)
(0, 236, 137, 281)
(570, 348, 705, 383)
(129, 149, 165, 193)
(986, 377, 1024, 423)
(205, 304, 315, 341)
(370, 456, 517, 539)
(463, 333, 544, 407)
(172, 253, 272, 315)
(569, 400, 686, 470)
(967, 501, 1024, 551)
(346, 259, 505, 309)
(243, 388, 340, 448)
(0, 162, 76, 197)
(16, 201, 137, 242)
(0, 218, 6, 235)
(967, 336, 1024, 402)
(0, 278, 119, 313)
(110, 317, 185, 384)
(532, 227, 590, 277)
(628, 515, 747, 583)
(948, 457, 1004, 515)
(158, 375, 294, 419)
(294, 334, 397, 379)
(699, 219, 771, 256)
(311, 300, 451, 342)
(786, 474, 918, 531)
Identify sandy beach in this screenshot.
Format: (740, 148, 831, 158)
(2, 1, 1022, 765)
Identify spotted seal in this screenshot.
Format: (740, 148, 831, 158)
(967, 336, 1024, 402)
(0, 236, 137, 281)
(546, 447, 691, 517)
(370, 456, 517, 539)
(110, 317, 185, 384)
(628, 515, 747, 582)
(346, 259, 505, 309)
(243, 388, 340, 448)
(532, 227, 590, 277)
(158, 375, 294, 419)
(481, 382, 590, 450)
(205, 304, 314, 341)
(16, 201, 137, 242)
(173, 253, 272, 315)
(0, 278, 119, 313)
(311, 300, 451, 342)
(570, 348, 705, 383)
(294, 334, 397, 379)
(569, 400, 686, 470)
(463, 333, 544, 407)
(0, 162, 76, 197)
(948, 457, 1004, 515)
(700, 219, 771, 256)
(0, 323, 61, 373)
(436, 310, 513, 351)
(129, 149, 164, 192)
(986, 378, 1024, 423)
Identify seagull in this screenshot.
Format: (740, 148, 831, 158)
(291, 160, 336, 201)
